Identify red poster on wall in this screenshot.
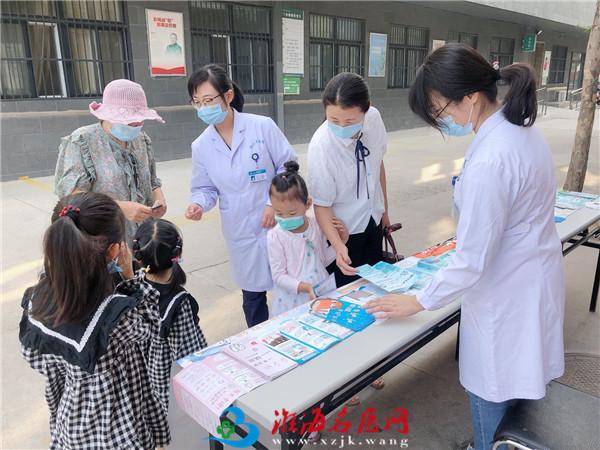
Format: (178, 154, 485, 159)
(146, 9, 186, 77)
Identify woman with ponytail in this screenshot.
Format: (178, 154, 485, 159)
(365, 44, 565, 449)
(19, 192, 170, 449)
(185, 64, 297, 327)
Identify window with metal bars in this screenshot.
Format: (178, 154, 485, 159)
(309, 14, 364, 91)
(388, 24, 428, 89)
(548, 45, 568, 84)
(189, 1, 273, 94)
(0, 0, 132, 100)
(447, 31, 478, 49)
(490, 37, 514, 68)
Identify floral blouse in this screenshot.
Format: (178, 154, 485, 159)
(55, 123, 162, 239)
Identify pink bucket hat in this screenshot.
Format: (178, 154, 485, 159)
(89, 79, 165, 124)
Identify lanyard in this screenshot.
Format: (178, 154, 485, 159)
(354, 134, 371, 199)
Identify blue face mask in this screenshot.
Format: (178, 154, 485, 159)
(110, 123, 142, 141)
(275, 215, 305, 231)
(439, 104, 474, 137)
(197, 103, 228, 125)
(107, 257, 123, 274)
(328, 121, 363, 139)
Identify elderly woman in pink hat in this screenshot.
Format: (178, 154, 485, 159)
(54, 79, 167, 240)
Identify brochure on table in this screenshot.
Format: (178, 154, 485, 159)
(554, 190, 599, 223)
(173, 240, 458, 434)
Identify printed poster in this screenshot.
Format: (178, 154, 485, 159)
(368, 33, 387, 77)
(282, 8, 304, 75)
(146, 9, 186, 77)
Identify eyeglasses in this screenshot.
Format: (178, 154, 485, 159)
(190, 94, 221, 108)
(434, 100, 452, 119)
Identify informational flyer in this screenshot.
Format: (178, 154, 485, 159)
(261, 331, 320, 364)
(172, 353, 268, 435)
(177, 338, 233, 368)
(279, 320, 340, 351)
(312, 273, 337, 298)
(414, 239, 456, 259)
(554, 191, 599, 222)
(308, 298, 344, 318)
(224, 337, 297, 380)
(146, 9, 186, 77)
(556, 191, 598, 210)
(415, 251, 455, 273)
(340, 282, 387, 305)
(357, 261, 417, 292)
(325, 300, 375, 331)
(297, 312, 354, 340)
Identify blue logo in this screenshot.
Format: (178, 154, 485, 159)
(207, 406, 260, 448)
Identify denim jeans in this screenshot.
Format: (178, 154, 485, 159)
(466, 390, 517, 450)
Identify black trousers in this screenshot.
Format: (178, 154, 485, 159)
(242, 290, 269, 327)
(328, 217, 384, 287)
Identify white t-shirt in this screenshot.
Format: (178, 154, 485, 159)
(307, 106, 387, 234)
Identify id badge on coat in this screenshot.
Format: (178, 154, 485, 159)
(248, 169, 267, 183)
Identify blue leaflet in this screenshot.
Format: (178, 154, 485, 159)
(357, 261, 417, 292)
(325, 300, 375, 331)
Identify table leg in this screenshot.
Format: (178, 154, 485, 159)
(280, 430, 303, 450)
(454, 312, 461, 361)
(209, 434, 224, 450)
(590, 249, 600, 312)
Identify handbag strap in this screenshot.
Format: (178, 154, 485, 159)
(383, 223, 402, 257)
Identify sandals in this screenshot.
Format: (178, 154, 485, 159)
(371, 377, 386, 390)
(345, 378, 386, 407)
(308, 431, 321, 443)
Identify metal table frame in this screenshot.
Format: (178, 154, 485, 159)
(561, 226, 600, 312)
(210, 309, 461, 450)
(208, 214, 600, 450)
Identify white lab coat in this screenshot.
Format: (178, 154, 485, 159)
(417, 108, 565, 402)
(190, 110, 297, 292)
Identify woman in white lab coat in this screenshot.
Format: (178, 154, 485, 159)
(364, 44, 565, 450)
(185, 64, 297, 327)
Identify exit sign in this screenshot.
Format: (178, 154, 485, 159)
(522, 34, 536, 52)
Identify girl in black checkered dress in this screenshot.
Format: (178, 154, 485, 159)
(133, 219, 207, 419)
(19, 192, 169, 449)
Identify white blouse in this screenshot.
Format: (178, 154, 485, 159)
(307, 106, 387, 234)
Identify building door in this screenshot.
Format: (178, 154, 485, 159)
(567, 52, 585, 97)
(533, 41, 545, 86)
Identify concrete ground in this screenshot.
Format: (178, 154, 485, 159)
(1, 107, 599, 449)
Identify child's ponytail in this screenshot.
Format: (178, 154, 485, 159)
(133, 219, 187, 297)
(499, 63, 538, 127)
(270, 160, 309, 204)
(32, 193, 126, 327)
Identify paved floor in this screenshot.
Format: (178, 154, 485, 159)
(1, 107, 599, 449)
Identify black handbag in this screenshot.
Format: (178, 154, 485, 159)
(382, 223, 404, 263)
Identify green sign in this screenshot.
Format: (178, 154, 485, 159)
(522, 34, 536, 52)
(283, 75, 301, 95)
(282, 7, 303, 20)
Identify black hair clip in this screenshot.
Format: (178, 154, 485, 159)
(132, 239, 143, 261)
